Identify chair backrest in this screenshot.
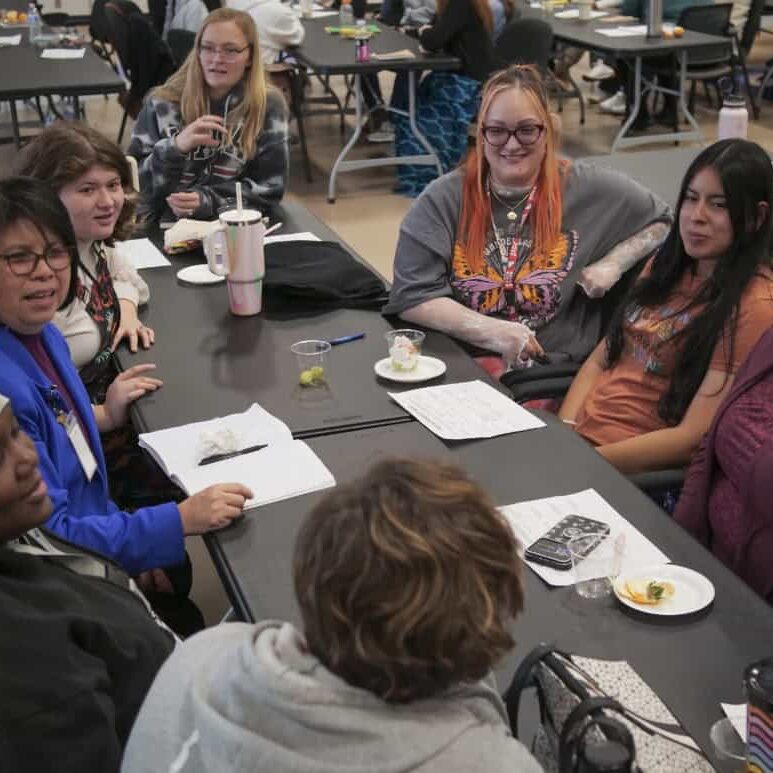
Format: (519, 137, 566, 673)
(167, 27, 196, 66)
(125, 155, 140, 191)
(678, 3, 733, 66)
(494, 17, 554, 70)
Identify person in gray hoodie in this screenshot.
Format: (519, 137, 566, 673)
(121, 458, 543, 773)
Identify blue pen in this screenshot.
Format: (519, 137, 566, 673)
(327, 333, 366, 346)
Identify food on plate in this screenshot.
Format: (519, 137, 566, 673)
(164, 238, 201, 255)
(618, 577, 676, 606)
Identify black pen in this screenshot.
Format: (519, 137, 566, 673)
(199, 444, 268, 466)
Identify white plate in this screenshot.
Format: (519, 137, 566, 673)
(176, 264, 225, 285)
(613, 564, 715, 616)
(374, 355, 447, 383)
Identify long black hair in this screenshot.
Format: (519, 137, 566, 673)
(605, 139, 773, 426)
(0, 177, 79, 310)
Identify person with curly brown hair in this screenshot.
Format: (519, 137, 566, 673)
(122, 458, 541, 773)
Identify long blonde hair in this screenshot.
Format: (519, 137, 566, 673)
(154, 8, 269, 159)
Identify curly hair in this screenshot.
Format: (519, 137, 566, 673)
(14, 122, 136, 243)
(294, 457, 525, 704)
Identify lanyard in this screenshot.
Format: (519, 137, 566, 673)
(489, 186, 536, 321)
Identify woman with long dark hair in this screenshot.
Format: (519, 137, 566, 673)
(560, 139, 773, 474)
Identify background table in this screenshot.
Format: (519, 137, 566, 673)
(125, 201, 499, 438)
(290, 19, 460, 201)
(524, 9, 730, 150)
(209, 414, 773, 764)
(0, 30, 123, 145)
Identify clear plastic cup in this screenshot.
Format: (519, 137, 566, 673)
(291, 340, 331, 387)
(568, 531, 621, 599)
(709, 718, 746, 773)
(385, 329, 425, 372)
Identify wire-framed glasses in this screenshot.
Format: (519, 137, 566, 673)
(481, 123, 545, 147)
(1, 246, 72, 276)
(198, 43, 252, 61)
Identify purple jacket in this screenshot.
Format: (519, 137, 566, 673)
(675, 326, 773, 602)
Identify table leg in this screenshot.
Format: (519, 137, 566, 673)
(611, 56, 642, 153)
(327, 72, 366, 203)
(407, 70, 443, 178)
(9, 100, 21, 148)
(676, 50, 701, 137)
(325, 69, 444, 202)
(610, 51, 704, 151)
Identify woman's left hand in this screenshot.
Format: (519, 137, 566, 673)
(102, 364, 163, 430)
(167, 191, 201, 218)
(114, 298, 155, 353)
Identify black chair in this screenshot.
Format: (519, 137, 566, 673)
(267, 63, 313, 183)
(91, 0, 176, 142)
(666, 3, 758, 120)
(166, 27, 196, 65)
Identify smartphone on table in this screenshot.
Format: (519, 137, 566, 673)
(524, 514, 610, 570)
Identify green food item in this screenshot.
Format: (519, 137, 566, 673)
(647, 580, 665, 600)
(299, 367, 326, 386)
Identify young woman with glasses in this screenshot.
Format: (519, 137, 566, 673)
(385, 65, 671, 377)
(129, 8, 288, 223)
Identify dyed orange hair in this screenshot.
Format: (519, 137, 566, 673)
(459, 65, 567, 274)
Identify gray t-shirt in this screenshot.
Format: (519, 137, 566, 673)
(384, 160, 671, 361)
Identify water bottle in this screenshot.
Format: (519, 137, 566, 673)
(354, 18, 370, 62)
(718, 93, 748, 140)
(27, 2, 42, 44)
(339, 0, 354, 27)
(646, 0, 663, 38)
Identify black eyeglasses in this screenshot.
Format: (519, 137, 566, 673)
(198, 43, 252, 61)
(1, 246, 72, 276)
(482, 123, 545, 148)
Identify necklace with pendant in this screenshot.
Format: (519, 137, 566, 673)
(489, 183, 531, 222)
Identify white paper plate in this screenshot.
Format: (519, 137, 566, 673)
(176, 264, 225, 285)
(613, 564, 715, 616)
(374, 355, 447, 383)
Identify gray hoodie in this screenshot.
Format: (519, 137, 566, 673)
(121, 621, 543, 773)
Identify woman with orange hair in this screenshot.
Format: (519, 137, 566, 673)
(384, 65, 671, 377)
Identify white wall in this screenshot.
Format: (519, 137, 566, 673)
(40, 0, 149, 15)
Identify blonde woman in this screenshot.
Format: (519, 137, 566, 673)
(129, 7, 288, 223)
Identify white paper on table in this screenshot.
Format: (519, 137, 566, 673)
(40, 47, 86, 58)
(595, 24, 647, 36)
(264, 231, 321, 245)
(721, 703, 748, 743)
(499, 488, 669, 586)
(115, 238, 171, 270)
(555, 9, 609, 18)
(388, 379, 545, 440)
(0, 34, 21, 45)
(138, 403, 335, 510)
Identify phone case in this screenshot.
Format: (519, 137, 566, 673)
(541, 514, 610, 547)
(524, 515, 611, 570)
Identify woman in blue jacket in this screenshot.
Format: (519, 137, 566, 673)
(0, 178, 252, 588)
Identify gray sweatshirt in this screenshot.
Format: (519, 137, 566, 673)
(121, 621, 543, 773)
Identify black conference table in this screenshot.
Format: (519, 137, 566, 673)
(0, 26, 123, 145)
(210, 413, 773, 765)
(124, 200, 500, 438)
(290, 19, 460, 201)
(523, 7, 730, 151)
